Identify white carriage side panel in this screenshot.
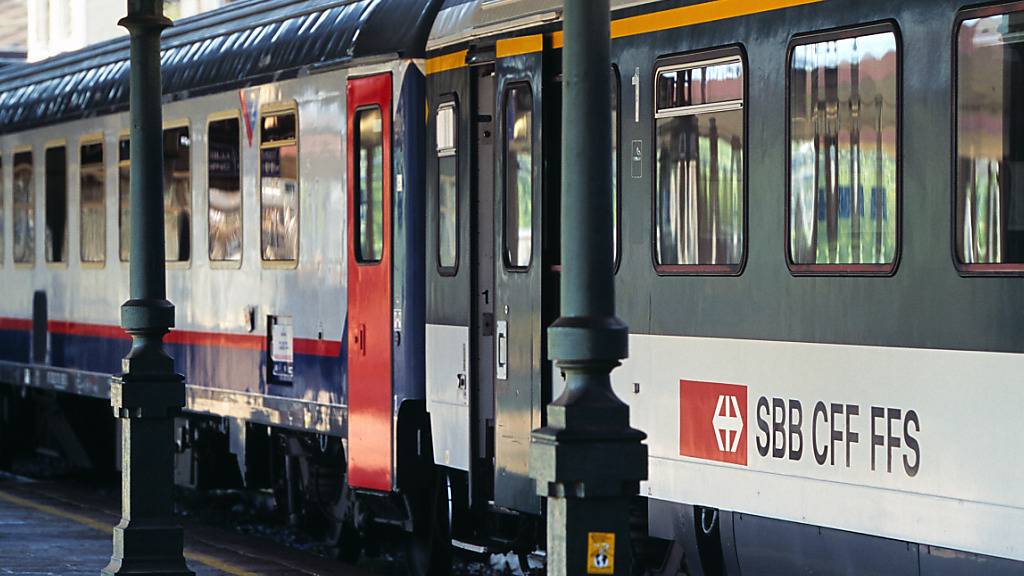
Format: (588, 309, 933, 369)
(612, 334, 1024, 562)
(426, 323, 470, 470)
(0, 113, 129, 329)
(0, 70, 352, 406)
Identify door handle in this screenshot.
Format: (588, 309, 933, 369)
(359, 323, 367, 356)
(496, 320, 507, 380)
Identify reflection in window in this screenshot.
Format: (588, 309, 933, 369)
(0, 157, 4, 265)
(789, 31, 898, 267)
(612, 69, 620, 267)
(208, 118, 242, 262)
(956, 11, 1024, 266)
(356, 107, 384, 263)
(164, 127, 191, 262)
(437, 103, 457, 271)
(13, 151, 33, 264)
(505, 86, 533, 269)
(260, 109, 299, 262)
(656, 56, 744, 269)
(80, 142, 105, 263)
(118, 138, 130, 261)
(45, 146, 67, 263)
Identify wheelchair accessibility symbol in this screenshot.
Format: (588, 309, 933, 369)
(587, 532, 615, 574)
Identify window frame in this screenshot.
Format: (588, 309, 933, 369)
(436, 96, 460, 276)
(611, 64, 623, 275)
(501, 81, 535, 272)
(44, 139, 68, 268)
(162, 119, 193, 268)
(951, 3, 1024, 275)
(78, 133, 106, 268)
(353, 104, 386, 266)
(784, 21, 902, 277)
(206, 110, 244, 269)
(12, 145, 34, 268)
(258, 102, 300, 269)
(651, 45, 749, 276)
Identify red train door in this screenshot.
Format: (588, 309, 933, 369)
(347, 73, 393, 491)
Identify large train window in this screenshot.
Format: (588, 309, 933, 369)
(118, 137, 129, 262)
(955, 6, 1024, 272)
(164, 126, 191, 263)
(788, 26, 899, 274)
(80, 140, 105, 265)
(13, 150, 33, 265)
(0, 156, 4, 267)
(612, 66, 621, 271)
(259, 106, 299, 263)
(504, 84, 533, 270)
(208, 115, 242, 264)
(354, 106, 384, 263)
(437, 101, 458, 274)
(654, 50, 745, 274)
(44, 144, 67, 264)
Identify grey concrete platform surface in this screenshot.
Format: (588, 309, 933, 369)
(0, 475, 374, 576)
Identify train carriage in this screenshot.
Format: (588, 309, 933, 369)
(424, 0, 1024, 574)
(0, 0, 446, 571)
(1, 0, 1024, 574)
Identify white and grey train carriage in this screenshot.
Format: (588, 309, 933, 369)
(423, 0, 1024, 574)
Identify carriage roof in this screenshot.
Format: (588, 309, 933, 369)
(0, 0, 442, 134)
(427, 0, 659, 52)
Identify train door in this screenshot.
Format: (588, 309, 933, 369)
(470, 64, 497, 507)
(493, 50, 546, 514)
(347, 73, 393, 491)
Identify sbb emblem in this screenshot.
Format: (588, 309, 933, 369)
(680, 380, 748, 465)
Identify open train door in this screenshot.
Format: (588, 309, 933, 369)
(347, 73, 393, 491)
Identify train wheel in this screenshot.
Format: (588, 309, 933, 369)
(326, 482, 362, 563)
(405, 467, 452, 576)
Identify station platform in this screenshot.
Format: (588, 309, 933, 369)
(0, 474, 372, 576)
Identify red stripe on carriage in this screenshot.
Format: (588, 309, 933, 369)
(0, 318, 32, 331)
(0, 317, 341, 357)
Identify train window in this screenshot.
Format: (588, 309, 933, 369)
(955, 8, 1024, 271)
(260, 108, 299, 263)
(164, 126, 191, 262)
(118, 137, 129, 262)
(612, 66, 621, 270)
(208, 117, 242, 263)
(0, 157, 4, 266)
(504, 85, 533, 270)
(437, 101, 458, 273)
(655, 53, 745, 273)
(45, 145, 67, 264)
(788, 27, 898, 273)
(13, 151, 33, 264)
(80, 141, 105, 264)
(355, 106, 384, 263)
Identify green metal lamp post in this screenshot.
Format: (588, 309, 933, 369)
(529, 0, 647, 574)
(102, 1, 193, 574)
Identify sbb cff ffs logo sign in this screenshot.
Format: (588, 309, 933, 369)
(679, 380, 748, 465)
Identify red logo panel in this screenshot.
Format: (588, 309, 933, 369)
(679, 380, 748, 465)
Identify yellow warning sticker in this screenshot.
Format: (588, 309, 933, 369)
(587, 531, 615, 574)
